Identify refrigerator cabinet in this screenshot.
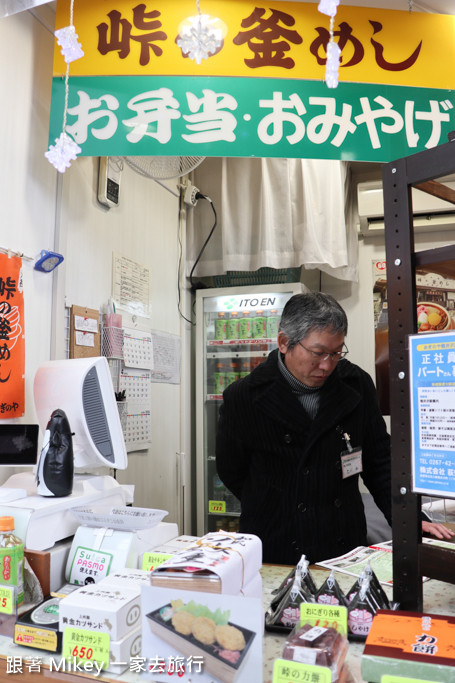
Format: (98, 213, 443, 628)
(195, 283, 308, 536)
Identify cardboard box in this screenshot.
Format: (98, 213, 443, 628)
(100, 568, 150, 590)
(149, 535, 199, 554)
(362, 609, 455, 683)
(104, 625, 142, 675)
(59, 583, 141, 641)
(151, 531, 262, 595)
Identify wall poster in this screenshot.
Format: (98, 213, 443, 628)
(409, 331, 455, 498)
(373, 260, 455, 416)
(0, 253, 24, 418)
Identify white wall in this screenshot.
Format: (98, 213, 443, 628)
(0, 7, 192, 530)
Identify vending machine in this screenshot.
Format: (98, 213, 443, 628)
(195, 283, 308, 535)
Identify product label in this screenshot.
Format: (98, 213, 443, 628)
(0, 545, 24, 605)
(253, 317, 267, 338)
(215, 319, 227, 340)
(300, 603, 348, 637)
(348, 607, 374, 636)
(0, 585, 15, 614)
(15, 624, 57, 651)
(239, 318, 252, 339)
(142, 553, 173, 572)
(62, 627, 110, 669)
(227, 318, 239, 340)
(273, 659, 331, 683)
(208, 500, 227, 514)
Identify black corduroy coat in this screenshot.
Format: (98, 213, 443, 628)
(216, 349, 392, 566)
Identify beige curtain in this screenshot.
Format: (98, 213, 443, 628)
(186, 157, 358, 283)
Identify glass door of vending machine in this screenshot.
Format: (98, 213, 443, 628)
(195, 283, 307, 536)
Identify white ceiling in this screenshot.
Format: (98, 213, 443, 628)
(1, 0, 455, 18)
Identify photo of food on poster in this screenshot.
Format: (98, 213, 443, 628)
(140, 586, 263, 682)
(373, 260, 455, 415)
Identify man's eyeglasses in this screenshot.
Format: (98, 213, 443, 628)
(298, 342, 349, 362)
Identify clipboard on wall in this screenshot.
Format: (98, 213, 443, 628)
(70, 305, 100, 358)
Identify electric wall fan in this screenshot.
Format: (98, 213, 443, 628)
(121, 155, 205, 180)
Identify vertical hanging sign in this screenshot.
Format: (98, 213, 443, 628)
(0, 254, 25, 418)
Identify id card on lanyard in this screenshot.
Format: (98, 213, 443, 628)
(339, 429, 362, 479)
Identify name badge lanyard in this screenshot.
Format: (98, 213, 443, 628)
(337, 426, 362, 479)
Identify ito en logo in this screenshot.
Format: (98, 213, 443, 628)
(223, 298, 237, 311)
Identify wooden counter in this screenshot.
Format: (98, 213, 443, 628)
(0, 565, 453, 682)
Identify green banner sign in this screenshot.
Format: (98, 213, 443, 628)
(49, 75, 455, 162)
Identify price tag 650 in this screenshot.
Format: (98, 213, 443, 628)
(300, 603, 348, 637)
(62, 628, 110, 669)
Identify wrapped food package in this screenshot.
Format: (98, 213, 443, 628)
(282, 623, 349, 681)
(265, 556, 316, 632)
(347, 577, 379, 638)
(316, 570, 348, 606)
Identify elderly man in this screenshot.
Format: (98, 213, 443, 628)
(216, 292, 453, 565)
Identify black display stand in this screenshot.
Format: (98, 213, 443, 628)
(383, 137, 455, 610)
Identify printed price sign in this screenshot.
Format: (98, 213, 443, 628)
(0, 586, 15, 614)
(273, 658, 332, 683)
(208, 500, 226, 514)
(62, 628, 110, 669)
(300, 603, 348, 637)
(142, 552, 173, 571)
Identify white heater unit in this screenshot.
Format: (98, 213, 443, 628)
(357, 180, 455, 236)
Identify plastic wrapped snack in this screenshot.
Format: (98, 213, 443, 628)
(265, 557, 315, 632)
(347, 576, 378, 638)
(282, 622, 349, 681)
(316, 570, 348, 606)
(347, 566, 389, 610)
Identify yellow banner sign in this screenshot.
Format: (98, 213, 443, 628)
(54, 1, 455, 89)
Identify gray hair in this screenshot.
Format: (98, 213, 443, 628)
(278, 292, 348, 350)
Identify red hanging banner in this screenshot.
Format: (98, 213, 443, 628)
(0, 253, 25, 418)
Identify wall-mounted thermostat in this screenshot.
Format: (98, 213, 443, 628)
(98, 157, 122, 208)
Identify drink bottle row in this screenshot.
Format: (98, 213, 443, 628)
(214, 309, 280, 340)
(212, 357, 266, 394)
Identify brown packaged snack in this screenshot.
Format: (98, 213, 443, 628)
(282, 622, 349, 681)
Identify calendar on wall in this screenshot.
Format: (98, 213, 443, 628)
(118, 367, 152, 451)
(123, 329, 153, 369)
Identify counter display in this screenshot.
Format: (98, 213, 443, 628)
(0, 564, 453, 682)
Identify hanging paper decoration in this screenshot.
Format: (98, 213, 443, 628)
(54, 25, 84, 63)
(45, 132, 81, 173)
(318, 0, 340, 16)
(318, 0, 341, 88)
(45, 0, 83, 173)
(177, 0, 223, 65)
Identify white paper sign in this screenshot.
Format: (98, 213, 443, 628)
(75, 331, 95, 347)
(74, 315, 98, 333)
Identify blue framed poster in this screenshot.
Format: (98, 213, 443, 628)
(409, 331, 455, 498)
